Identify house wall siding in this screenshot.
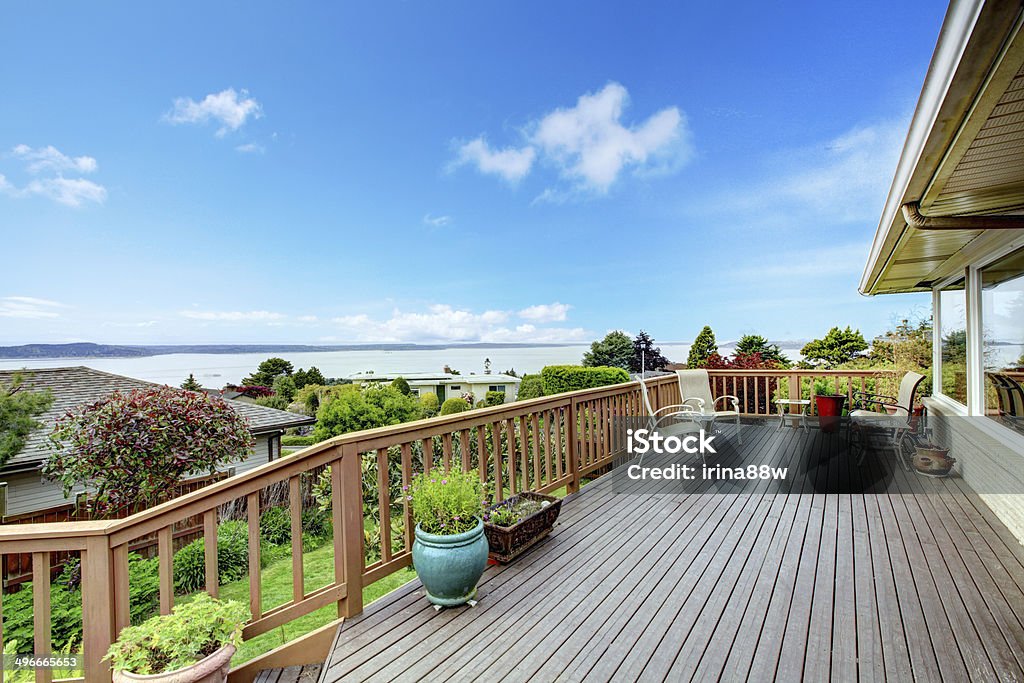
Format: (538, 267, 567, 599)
(1, 434, 275, 517)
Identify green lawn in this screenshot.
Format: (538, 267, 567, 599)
(182, 542, 415, 665)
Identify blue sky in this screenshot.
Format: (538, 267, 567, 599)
(0, 1, 941, 346)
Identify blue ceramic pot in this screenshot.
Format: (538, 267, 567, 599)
(412, 517, 489, 606)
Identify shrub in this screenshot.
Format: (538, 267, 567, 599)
(272, 375, 297, 402)
(302, 508, 332, 550)
(517, 374, 544, 401)
(281, 434, 317, 447)
(390, 377, 412, 395)
(483, 391, 505, 407)
(45, 387, 254, 514)
(173, 520, 250, 594)
(313, 384, 422, 440)
(440, 397, 470, 415)
(254, 395, 290, 411)
(408, 469, 485, 535)
(540, 365, 630, 395)
(105, 594, 248, 675)
(419, 392, 440, 417)
(260, 506, 291, 545)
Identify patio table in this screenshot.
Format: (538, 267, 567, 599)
(773, 398, 810, 431)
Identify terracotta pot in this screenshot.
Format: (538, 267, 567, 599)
(913, 446, 955, 477)
(113, 644, 235, 683)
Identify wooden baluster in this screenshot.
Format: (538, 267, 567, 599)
(554, 408, 564, 479)
(459, 430, 471, 473)
(442, 433, 453, 471)
(567, 400, 580, 494)
(290, 475, 304, 601)
(531, 413, 542, 487)
(33, 552, 52, 683)
(247, 492, 262, 619)
(111, 543, 130, 634)
(477, 427, 487, 484)
(339, 445, 364, 617)
(330, 460, 345, 617)
(203, 509, 218, 598)
(491, 422, 504, 501)
(543, 410, 554, 483)
(421, 437, 433, 474)
(602, 399, 611, 462)
(518, 416, 530, 491)
(400, 444, 413, 551)
(377, 449, 392, 564)
(83, 537, 116, 681)
(506, 419, 518, 495)
(158, 526, 173, 614)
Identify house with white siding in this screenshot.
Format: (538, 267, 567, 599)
(0, 366, 314, 518)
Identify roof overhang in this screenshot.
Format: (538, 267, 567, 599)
(861, 0, 1024, 295)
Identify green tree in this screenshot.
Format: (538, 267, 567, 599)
(390, 377, 412, 396)
(440, 397, 470, 415)
(44, 387, 253, 514)
(0, 372, 54, 467)
(801, 326, 869, 368)
(483, 391, 505, 407)
(734, 335, 790, 367)
(687, 326, 718, 368)
(419, 392, 440, 417)
(630, 330, 670, 372)
(582, 331, 633, 369)
(313, 384, 422, 440)
(272, 375, 297, 402)
(292, 366, 326, 389)
(243, 358, 294, 387)
(517, 374, 544, 401)
(180, 374, 203, 391)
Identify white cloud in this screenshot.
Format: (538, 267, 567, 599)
(453, 82, 690, 194)
(532, 82, 689, 192)
(423, 213, 452, 227)
(12, 144, 98, 174)
(518, 302, 570, 322)
(235, 142, 265, 154)
(2, 145, 107, 207)
(165, 88, 263, 137)
(297, 315, 319, 322)
(331, 303, 584, 343)
(22, 177, 107, 207)
(452, 137, 536, 183)
(179, 310, 285, 321)
(0, 296, 66, 319)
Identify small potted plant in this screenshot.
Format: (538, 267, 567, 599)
(913, 443, 956, 477)
(483, 492, 562, 563)
(105, 594, 249, 683)
(408, 468, 489, 606)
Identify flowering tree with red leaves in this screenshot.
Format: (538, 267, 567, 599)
(705, 351, 781, 414)
(44, 386, 253, 515)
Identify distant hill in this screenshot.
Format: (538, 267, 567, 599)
(0, 341, 573, 359)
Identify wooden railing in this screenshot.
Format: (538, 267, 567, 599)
(705, 369, 885, 416)
(0, 369, 904, 681)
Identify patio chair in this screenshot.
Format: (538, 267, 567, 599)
(848, 371, 925, 464)
(675, 369, 742, 444)
(636, 374, 703, 465)
(989, 372, 1024, 432)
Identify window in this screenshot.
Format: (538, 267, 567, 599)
(488, 385, 506, 393)
(981, 247, 1024, 434)
(449, 385, 461, 392)
(938, 279, 968, 406)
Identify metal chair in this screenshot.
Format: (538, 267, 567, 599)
(848, 371, 925, 464)
(676, 369, 742, 444)
(636, 374, 703, 465)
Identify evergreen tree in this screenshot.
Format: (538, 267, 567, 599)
(630, 330, 670, 372)
(391, 377, 412, 396)
(243, 357, 293, 387)
(180, 374, 203, 391)
(293, 366, 326, 389)
(801, 326, 869, 368)
(582, 331, 633, 370)
(734, 335, 790, 367)
(687, 326, 718, 368)
(0, 372, 54, 467)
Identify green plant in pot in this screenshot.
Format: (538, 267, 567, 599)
(813, 378, 846, 434)
(105, 594, 248, 682)
(408, 468, 489, 607)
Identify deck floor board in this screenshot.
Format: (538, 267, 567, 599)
(318, 424, 1024, 683)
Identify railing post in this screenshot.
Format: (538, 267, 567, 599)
(567, 399, 580, 494)
(789, 373, 801, 402)
(339, 443, 364, 618)
(82, 535, 116, 682)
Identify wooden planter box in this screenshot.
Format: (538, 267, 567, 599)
(483, 492, 562, 564)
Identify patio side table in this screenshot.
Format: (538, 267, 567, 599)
(774, 398, 810, 431)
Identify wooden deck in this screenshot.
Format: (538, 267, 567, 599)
(317, 423, 1024, 682)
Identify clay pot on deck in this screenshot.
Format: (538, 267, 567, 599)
(913, 445, 955, 477)
(814, 395, 846, 434)
(412, 517, 489, 606)
(113, 644, 234, 683)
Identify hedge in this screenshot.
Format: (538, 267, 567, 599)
(281, 435, 317, 447)
(540, 365, 630, 396)
(517, 374, 544, 400)
(440, 397, 470, 415)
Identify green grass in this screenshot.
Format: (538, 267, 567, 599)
(181, 542, 415, 665)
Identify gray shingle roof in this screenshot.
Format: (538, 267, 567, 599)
(0, 366, 314, 470)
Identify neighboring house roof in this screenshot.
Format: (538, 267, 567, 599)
(347, 371, 521, 384)
(0, 366, 314, 471)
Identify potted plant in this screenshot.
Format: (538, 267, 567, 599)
(408, 468, 489, 606)
(813, 379, 846, 434)
(105, 594, 248, 683)
(483, 492, 562, 563)
(913, 443, 956, 477)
